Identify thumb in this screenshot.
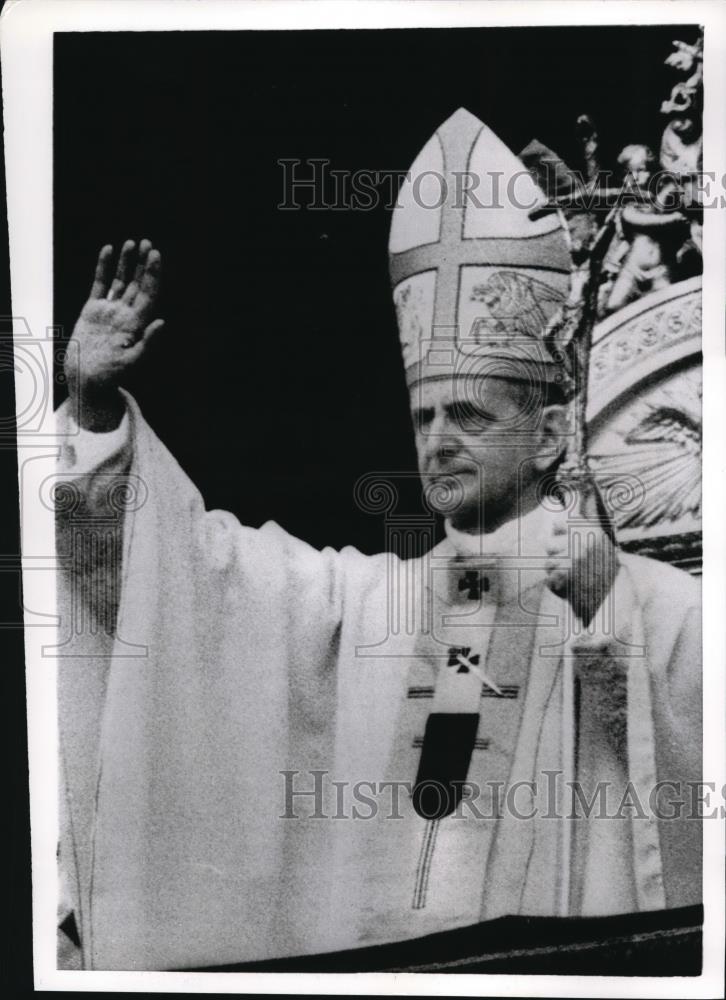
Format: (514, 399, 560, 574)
(124, 319, 165, 365)
(544, 509, 570, 598)
(142, 318, 165, 343)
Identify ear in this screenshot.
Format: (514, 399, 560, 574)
(531, 404, 569, 473)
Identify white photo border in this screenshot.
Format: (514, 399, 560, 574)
(2, 0, 724, 994)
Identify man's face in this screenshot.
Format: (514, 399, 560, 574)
(410, 375, 559, 531)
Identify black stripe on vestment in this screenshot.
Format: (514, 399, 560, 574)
(412, 712, 480, 820)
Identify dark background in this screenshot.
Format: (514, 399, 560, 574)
(54, 25, 700, 554)
(0, 13, 32, 991)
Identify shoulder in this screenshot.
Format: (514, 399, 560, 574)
(620, 555, 701, 705)
(620, 550, 700, 621)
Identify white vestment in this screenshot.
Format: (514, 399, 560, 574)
(56, 394, 701, 970)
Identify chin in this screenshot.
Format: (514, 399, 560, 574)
(447, 501, 483, 532)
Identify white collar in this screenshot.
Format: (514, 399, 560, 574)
(443, 503, 554, 559)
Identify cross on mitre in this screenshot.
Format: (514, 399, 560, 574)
(388, 107, 572, 392)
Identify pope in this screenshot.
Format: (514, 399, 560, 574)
(56, 109, 701, 971)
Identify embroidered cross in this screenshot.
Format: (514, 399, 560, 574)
(458, 571, 489, 600)
(447, 646, 478, 673)
(447, 646, 503, 696)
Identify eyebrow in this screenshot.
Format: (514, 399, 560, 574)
(446, 401, 498, 422)
(413, 406, 435, 424)
(412, 402, 500, 425)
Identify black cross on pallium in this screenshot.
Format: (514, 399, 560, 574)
(448, 646, 480, 674)
(459, 571, 489, 600)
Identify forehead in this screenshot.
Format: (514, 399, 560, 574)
(409, 376, 524, 412)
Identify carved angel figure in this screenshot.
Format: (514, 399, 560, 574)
(661, 37, 703, 116)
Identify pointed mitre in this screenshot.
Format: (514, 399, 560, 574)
(389, 108, 573, 394)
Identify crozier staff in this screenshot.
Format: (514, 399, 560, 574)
(56, 109, 701, 971)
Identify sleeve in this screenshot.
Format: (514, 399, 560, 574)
(55, 399, 136, 637)
(59, 407, 131, 475)
(650, 580, 702, 908)
(665, 595, 702, 739)
(56, 391, 385, 969)
(56, 391, 373, 650)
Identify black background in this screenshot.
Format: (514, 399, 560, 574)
(0, 17, 32, 993)
(54, 25, 699, 555)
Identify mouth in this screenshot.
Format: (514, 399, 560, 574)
(428, 466, 478, 481)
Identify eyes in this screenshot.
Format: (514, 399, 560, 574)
(414, 403, 497, 434)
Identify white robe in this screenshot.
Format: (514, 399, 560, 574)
(56, 394, 702, 970)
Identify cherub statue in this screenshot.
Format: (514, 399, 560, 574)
(598, 32, 703, 314)
(600, 145, 654, 281)
(616, 144, 656, 189)
(525, 31, 703, 325)
(602, 197, 689, 314)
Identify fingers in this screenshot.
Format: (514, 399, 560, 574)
(543, 506, 620, 625)
(89, 244, 114, 298)
(124, 318, 165, 365)
(547, 510, 569, 550)
(98, 238, 160, 315)
(544, 509, 570, 593)
(107, 239, 136, 300)
(134, 239, 152, 282)
(133, 248, 162, 320)
(122, 238, 152, 304)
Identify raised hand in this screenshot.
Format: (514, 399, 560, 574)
(544, 487, 620, 628)
(65, 240, 164, 429)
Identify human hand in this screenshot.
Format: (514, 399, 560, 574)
(65, 239, 164, 429)
(544, 486, 620, 627)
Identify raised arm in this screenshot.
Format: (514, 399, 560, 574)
(57, 240, 164, 638)
(57, 239, 360, 641)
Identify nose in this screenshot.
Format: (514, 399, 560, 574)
(421, 412, 461, 466)
(435, 440, 460, 462)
